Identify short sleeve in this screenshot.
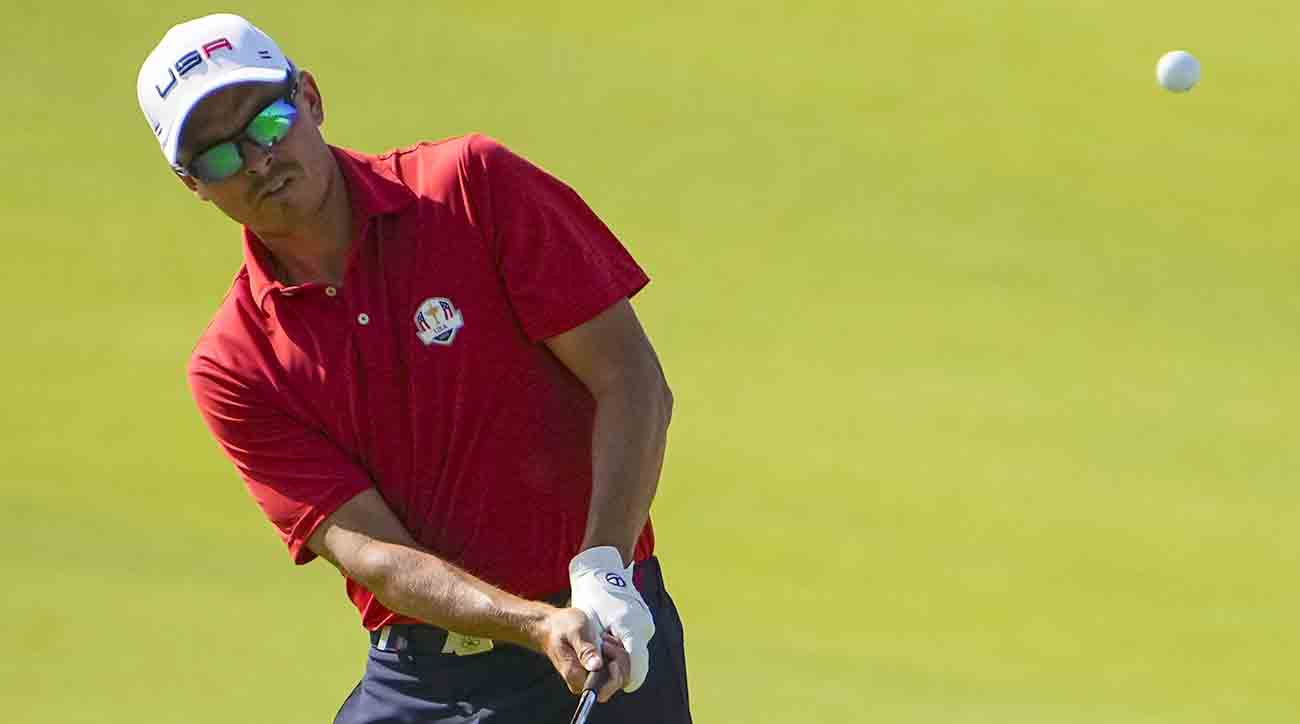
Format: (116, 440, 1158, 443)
(461, 134, 650, 341)
(188, 358, 373, 564)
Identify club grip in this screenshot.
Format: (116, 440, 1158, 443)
(583, 667, 611, 693)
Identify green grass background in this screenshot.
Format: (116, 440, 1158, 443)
(3, 1, 1298, 721)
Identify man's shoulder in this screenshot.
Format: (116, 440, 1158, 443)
(378, 132, 504, 163)
(374, 133, 511, 186)
(331, 134, 511, 212)
(187, 268, 262, 380)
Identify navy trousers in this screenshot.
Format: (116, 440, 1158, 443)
(334, 557, 692, 723)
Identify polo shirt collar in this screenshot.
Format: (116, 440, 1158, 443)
(244, 145, 417, 312)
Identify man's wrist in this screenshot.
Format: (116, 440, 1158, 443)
(576, 540, 634, 568)
(504, 599, 557, 653)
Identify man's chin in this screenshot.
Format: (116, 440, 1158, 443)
(218, 178, 324, 233)
(253, 184, 315, 224)
(232, 203, 304, 236)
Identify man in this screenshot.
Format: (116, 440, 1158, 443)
(137, 14, 689, 723)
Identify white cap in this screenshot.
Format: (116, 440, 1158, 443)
(136, 14, 292, 168)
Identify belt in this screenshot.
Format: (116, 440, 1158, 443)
(371, 623, 484, 655)
(370, 590, 570, 656)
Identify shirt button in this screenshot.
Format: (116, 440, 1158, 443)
(357, 313, 370, 325)
(325, 286, 338, 297)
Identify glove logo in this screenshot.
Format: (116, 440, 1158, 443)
(604, 572, 627, 588)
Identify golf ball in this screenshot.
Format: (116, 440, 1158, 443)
(1156, 50, 1200, 92)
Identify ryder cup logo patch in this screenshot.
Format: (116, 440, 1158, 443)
(414, 297, 464, 346)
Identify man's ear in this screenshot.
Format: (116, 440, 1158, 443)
(298, 70, 325, 126)
(176, 172, 211, 201)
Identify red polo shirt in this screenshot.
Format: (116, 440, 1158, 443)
(188, 134, 655, 630)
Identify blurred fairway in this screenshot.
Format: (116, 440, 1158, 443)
(3, 1, 1299, 721)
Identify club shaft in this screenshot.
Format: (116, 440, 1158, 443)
(569, 690, 597, 724)
(569, 668, 609, 724)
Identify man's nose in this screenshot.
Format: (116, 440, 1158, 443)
(240, 139, 275, 174)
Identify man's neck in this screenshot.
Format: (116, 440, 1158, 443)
(253, 161, 352, 287)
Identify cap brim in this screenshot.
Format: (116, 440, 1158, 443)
(162, 66, 291, 167)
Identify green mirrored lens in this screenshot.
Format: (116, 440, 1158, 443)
(246, 100, 296, 146)
(192, 143, 243, 182)
(187, 98, 297, 181)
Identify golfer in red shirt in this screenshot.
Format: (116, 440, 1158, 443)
(137, 14, 690, 723)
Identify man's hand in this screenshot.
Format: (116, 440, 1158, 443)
(568, 546, 656, 693)
(531, 607, 630, 703)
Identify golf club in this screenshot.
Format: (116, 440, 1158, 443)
(569, 668, 611, 724)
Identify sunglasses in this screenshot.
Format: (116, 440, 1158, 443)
(179, 72, 300, 183)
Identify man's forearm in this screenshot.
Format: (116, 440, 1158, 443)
(309, 487, 618, 693)
(580, 379, 673, 564)
(351, 539, 552, 649)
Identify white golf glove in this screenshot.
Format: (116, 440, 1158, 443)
(568, 546, 655, 693)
